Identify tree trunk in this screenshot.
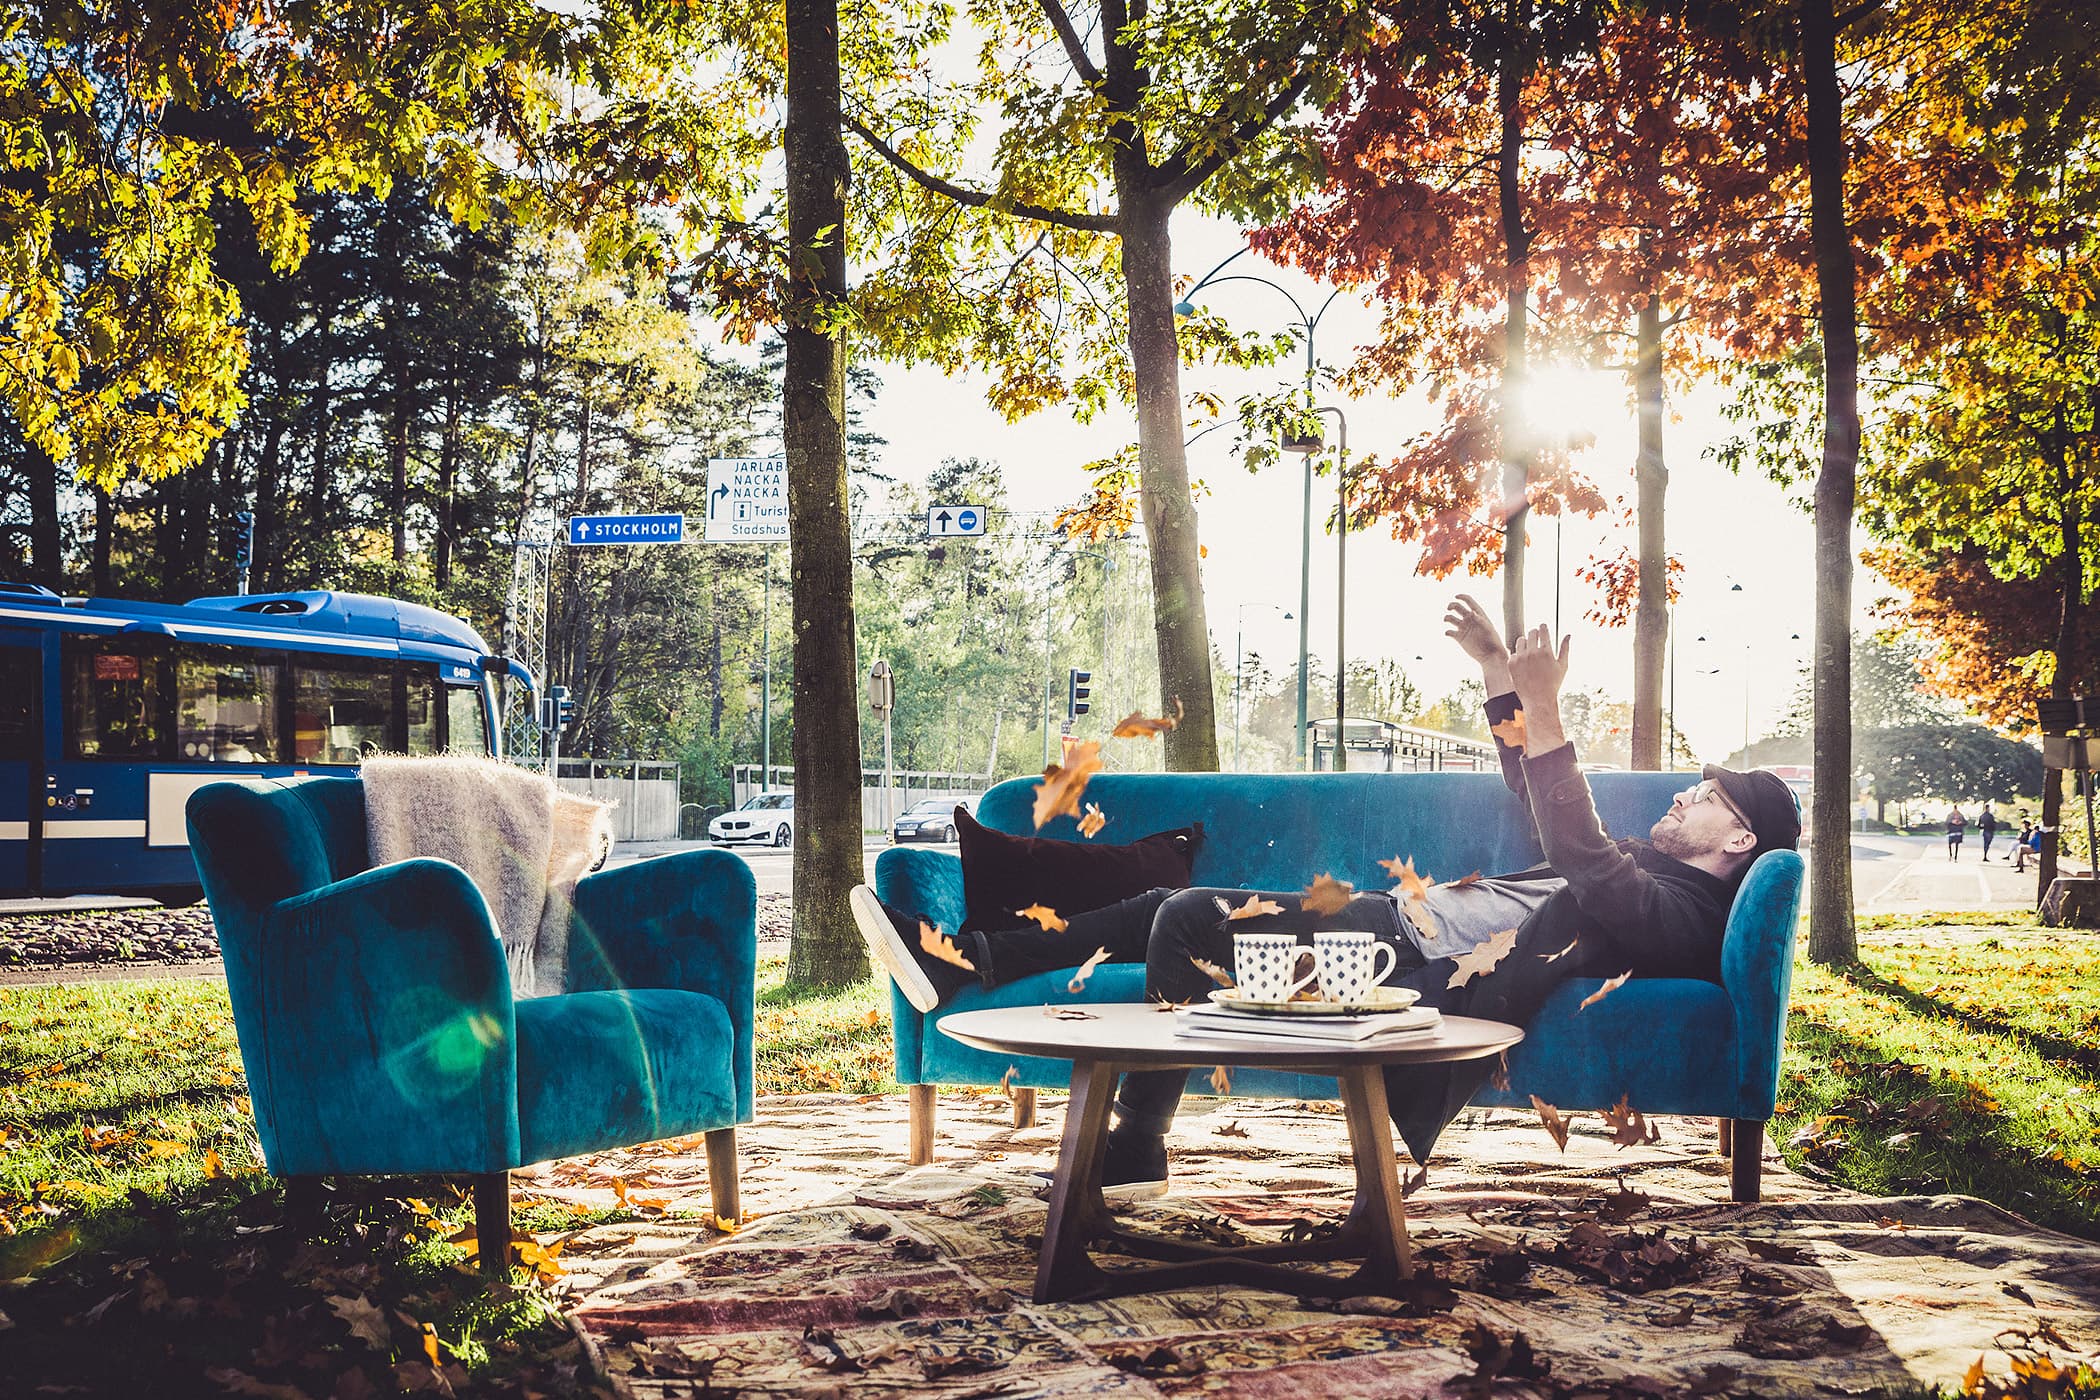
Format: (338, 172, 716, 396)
(1118, 199, 1221, 772)
(1802, 0, 1859, 966)
(782, 0, 870, 988)
(25, 439, 61, 590)
(1495, 25, 1532, 645)
(1631, 286, 1668, 770)
(2037, 422, 2084, 896)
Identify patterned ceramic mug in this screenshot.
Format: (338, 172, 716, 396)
(1233, 932, 1318, 1002)
(1314, 930, 1399, 1004)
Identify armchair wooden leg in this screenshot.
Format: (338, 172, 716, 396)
(1728, 1120, 1763, 1203)
(909, 1084, 936, 1165)
(284, 1175, 327, 1233)
(1012, 1086, 1037, 1129)
(705, 1128, 740, 1225)
(473, 1171, 513, 1276)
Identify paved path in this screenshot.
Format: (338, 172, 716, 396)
(1842, 832, 2062, 916)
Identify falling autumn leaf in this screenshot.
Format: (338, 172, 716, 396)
(1541, 939, 1578, 962)
(1490, 1050, 1510, 1093)
(1221, 893, 1286, 921)
(1209, 1065, 1233, 1095)
(1578, 970, 1633, 1011)
(1531, 1096, 1573, 1152)
(1599, 1094, 1660, 1148)
(1446, 928, 1519, 989)
(1032, 741, 1105, 828)
(919, 919, 977, 972)
(1111, 698, 1184, 739)
(1077, 803, 1108, 838)
(1443, 870, 1484, 889)
(1017, 903, 1068, 933)
(1405, 896, 1440, 944)
(1066, 946, 1111, 993)
(1300, 873, 1355, 916)
(1380, 855, 1434, 903)
(1190, 956, 1236, 988)
(1490, 711, 1528, 749)
(998, 1066, 1019, 1101)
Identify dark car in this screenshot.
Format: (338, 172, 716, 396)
(891, 796, 974, 844)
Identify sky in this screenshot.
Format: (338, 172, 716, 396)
(845, 212, 1878, 765)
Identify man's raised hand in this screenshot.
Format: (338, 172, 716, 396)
(1507, 625, 1571, 711)
(1445, 594, 1513, 692)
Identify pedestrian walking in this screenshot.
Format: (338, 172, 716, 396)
(1947, 808, 1966, 860)
(1979, 807, 1999, 860)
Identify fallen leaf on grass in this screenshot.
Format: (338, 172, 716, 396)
(1209, 1065, 1233, 1095)
(1032, 742, 1104, 829)
(1077, 803, 1108, 838)
(1599, 1094, 1661, 1148)
(1111, 699, 1183, 739)
(1578, 970, 1632, 1011)
(1447, 928, 1519, 989)
(1216, 894, 1285, 921)
(1490, 711, 1527, 749)
(328, 1293, 392, 1351)
(1017, 904, 1067, 933)
(141, 1139, 188, 1158)
(1300, 874, 1355, 916)
(202, 1149, 229, 1180)
(1379, 856, 1433, 902)
(1066, 947, 1110, 993)
(1531, 1096, 1573, 1151)
(918, 921, 976, 972)
(1540, 939, 1578, 963)
(420, 1322, 442, 1368)
(1190, 956, 1236, 988)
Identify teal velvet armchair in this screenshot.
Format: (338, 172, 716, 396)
(187, 776, 756, 1266)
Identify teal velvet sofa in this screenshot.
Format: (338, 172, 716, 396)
(874, 769, 1805, 1201)
(188, 776, 756, 1267)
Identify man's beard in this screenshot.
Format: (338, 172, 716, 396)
(1648, 817, 1704, 862)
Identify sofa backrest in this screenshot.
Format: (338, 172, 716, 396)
(975, 769, 1696, 894)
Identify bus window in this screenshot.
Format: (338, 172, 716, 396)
(64, 643, 165, 758)
(176, 647, 282, 763)
(445, 686, 488, 756)
(0, 649, 32, 760)
(405, 667, 439, 755)
(294, 663, 396, 764)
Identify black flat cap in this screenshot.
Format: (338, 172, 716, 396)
(1703, 764, 1803, 861)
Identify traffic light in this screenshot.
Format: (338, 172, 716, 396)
(541, 686, 575, 733)
(1066, 668, 1092, 719)
(232, 511, 253, 570)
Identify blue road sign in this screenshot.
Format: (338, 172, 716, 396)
(927, 504, 987, 538)
(567, 513, 686, 546)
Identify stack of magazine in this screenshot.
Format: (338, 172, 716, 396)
(1171, 1000, 1442, 1047)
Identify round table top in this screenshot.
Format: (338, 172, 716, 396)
(936, 1002, 1522, 1070)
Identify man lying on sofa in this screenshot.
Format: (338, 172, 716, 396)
(852, 593, 1802, 1189)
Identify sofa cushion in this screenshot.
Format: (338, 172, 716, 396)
(515, 988, 738, 1164)
(954, 804, 1201, 935)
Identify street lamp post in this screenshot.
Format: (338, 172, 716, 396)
(1234, 603, 1292, 771)
(1176, 250, 1345, 768)
(1282, 406, 1350, 770)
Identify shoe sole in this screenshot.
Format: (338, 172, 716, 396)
(850, 884, 940, 1014)
(1030, 1169, 1169, 1201)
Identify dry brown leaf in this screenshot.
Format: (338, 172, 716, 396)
(1490, 711, 1527, 749)
(1032, 741, 1104, 829)
(1405, 895, 1439, 944)
(1215, 1121, 1250, 1138)
(1578, 970, 1632, 1011)
(1446, 928, 1519, 989)
(1300, 873, 1355, 917)
(1541, 938, 1579, 962)
(1209, 1065, 1233, 1095)
(1077, 803, 1108, 838)
(998, 1066, 1019, 1102)
(1490, 1049, 1510, 1092)
(1065, 947, 1111, 993)
(918, 920, 976, 972)
(1190, 956, 1236, 988)
(1531, 1095, 1573, 1152)
(1042, 1005, 1099, 1020)
(1016, 903, 1068, 933)
(1599, 1094, 1661, 1148)
(1443, 870, 1484, 889)
(1222, 894, 1286, 922)
(1379, 856, 1434, 902)
(1111, 698, 1184, 739)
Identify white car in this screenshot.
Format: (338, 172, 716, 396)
(892, 796, 975, 844)
(709, 792, 794, 847)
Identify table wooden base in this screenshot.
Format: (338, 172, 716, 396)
(1033, 1057, 1415, 1304)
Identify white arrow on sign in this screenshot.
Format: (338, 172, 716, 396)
(927, 504, 987, 538)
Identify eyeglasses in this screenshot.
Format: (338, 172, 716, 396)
(1687, 781, 1748, 827)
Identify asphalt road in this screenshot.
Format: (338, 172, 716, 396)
(604, 835, 945, 896)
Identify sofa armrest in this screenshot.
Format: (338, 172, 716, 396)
(251, 858, 520, 1175)
(873, 847, 967, 1083)
(1720, 849, 1807, 1117)
(570, 850, 758, 1121)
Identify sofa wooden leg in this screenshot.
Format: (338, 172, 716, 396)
(283, 1174, 327, 1233)
(705, 1128, 740, 1225)
(1012, 1086, 1037, 1129)
(1717, 1118, 1734, 1155)
(473, 1171, 513, 1276)
(909, 1084, 936, 1165)
(1728, 1120, 1763, 1203)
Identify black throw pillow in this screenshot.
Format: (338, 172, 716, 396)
(953, 804, 1203, 936)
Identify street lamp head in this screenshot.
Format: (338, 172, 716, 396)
(1173, 299, 1198, 318)
(1280, 430, 1323, 454)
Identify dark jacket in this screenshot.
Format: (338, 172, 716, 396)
(1384, 691, 1735, 1161)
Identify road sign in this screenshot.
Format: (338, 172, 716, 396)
(706, 456, 790, 542)
(926, 504, 985, 537)
(567, 513, 685, 546)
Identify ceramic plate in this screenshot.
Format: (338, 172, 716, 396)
(1208, 986, 1423, 1016)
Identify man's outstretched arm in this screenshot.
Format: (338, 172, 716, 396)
(1445, 594, 1525, 797)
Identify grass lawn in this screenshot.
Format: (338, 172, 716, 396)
(2, 929, 2096, 1396)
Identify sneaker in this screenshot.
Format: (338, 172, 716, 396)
(850, 885, 973, 1013)
(1100, 1128, 1170, 1199)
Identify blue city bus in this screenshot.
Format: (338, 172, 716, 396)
(0, 582, 531, 901)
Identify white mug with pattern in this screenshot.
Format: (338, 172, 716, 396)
(1314, 930, 1399, 1004)
(1233, 932, 1317, 1002)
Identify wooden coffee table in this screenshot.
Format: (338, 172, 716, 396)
(936, 1002, 1521, 1303)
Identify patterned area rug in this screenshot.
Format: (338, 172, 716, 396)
(542, 1093, 2100, 1398)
